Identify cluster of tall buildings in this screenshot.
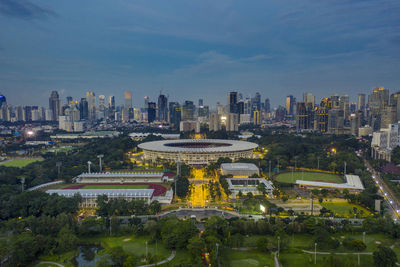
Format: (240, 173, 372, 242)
(294, 87, 400, 136)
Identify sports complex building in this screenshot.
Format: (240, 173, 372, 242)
(138, 139, 258, 165)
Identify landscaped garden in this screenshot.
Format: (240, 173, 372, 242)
(0, 158, 42, 168)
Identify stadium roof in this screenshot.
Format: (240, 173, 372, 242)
(47, 189, 155, 198)
(138, 139, 258, 153)
(221, 163, 259, 171)
(296, 174, 364, 190)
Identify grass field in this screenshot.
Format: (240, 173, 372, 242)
(81, 184, 150, 189)
(275, 171, 343, 184)
(321, 200, 372, 217)
(0, 158, 42, 167)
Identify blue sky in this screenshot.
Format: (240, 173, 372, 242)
(0, 0, 399, 108)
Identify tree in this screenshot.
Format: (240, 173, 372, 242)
(149, 201, 161, 214)
(108, 246, 128, 267)
(373, 246, 397, 267)
(256, 236, 269, 252)
(174, 176, 190, 198)
(56, 226, 78, 252)
(281, 195, 289, 202)
(257, 183, 267, 195)
(187, 236, 206, 260)
(10, 232, 39, 266)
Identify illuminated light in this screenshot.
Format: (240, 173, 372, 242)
(260, 205, 265, 213)
(26, 130, 34, 136)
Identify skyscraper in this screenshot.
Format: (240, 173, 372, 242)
(303, 93, 315, 107)
(86, 91, 96, 121)
(357, 94, 365, 111)
(209, 113, 221, 131)
(144, 96, 149, 110)
(49, 91, 60, 121)
(124, 91, 132, 109)
(79, 98, 89, 120)
(0, 94, 6, 108)
(147, 102, 156, 123)
(286, 95, 296, 119)
(228, 92, 238, 114)
(169, 102, 181, 128)
(182, 101, 195, 121)
(157, 94, 168, 122)
(264, 98, 270, 113)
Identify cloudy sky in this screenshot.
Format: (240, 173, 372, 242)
(0, 0, 399, 108)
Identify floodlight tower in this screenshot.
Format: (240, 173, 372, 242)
(87, 161, 92, 174)
(97, 154, 104, 172)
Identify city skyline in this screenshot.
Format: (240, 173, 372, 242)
(1, 1, 399, 106)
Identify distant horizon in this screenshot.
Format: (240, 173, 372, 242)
(0, 86, 392, 110)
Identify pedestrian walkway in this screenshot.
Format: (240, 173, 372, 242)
(36, 261, 65, 267)
(137, 250, 176, 267)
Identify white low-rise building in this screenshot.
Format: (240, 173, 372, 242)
(47, 189, 154, 207)
(226, 178, 274, 198)
(221, 163, 259, 177)
(296, 174, 364, 192)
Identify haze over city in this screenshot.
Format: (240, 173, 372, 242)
(1, 0, 400, 106)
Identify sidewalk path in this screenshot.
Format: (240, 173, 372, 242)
(137, 250, 176, 267)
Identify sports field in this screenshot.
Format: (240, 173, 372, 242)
(81, 184, 149, 189)
(0, 158, 42, 168)
(275, 171, 343, 184)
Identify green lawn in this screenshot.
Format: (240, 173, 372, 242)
(224, 249, 274, 267)
(92, 235, 171, 260)
(321, 201, 372, 217)
(275, 171, 343, 184)
(81, 184, 149, 189)
(0, 158, 42, 168)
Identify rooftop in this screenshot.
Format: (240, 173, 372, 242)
(47, 189, 155, 198)
(221, 163, 259, 171)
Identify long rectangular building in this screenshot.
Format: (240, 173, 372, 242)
(296, 174, 364, 192)
(74, 172, 170, 184)
(47, 189, 155, 207)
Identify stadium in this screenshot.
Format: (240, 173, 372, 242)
(138, 139, 258, 165)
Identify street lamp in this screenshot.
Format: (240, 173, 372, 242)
(56, 162, 62, 178)
(215, 243, 219, 264)
(97, 154, 104, 172)
(314, 242, 317, 264)
(317, 156, 320, 170)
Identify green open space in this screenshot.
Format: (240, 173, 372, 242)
(81, 184, 150, 189)
(320, 201, 372, 217)
(275, 171, 344, 184)
(0, 158, 42, 168)
(224, 249, 274, 267)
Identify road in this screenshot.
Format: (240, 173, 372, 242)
(364, 159, 400, 220)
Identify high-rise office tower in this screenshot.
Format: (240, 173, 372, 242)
(303, 93, 315, 107)
(157, 94, 168, 122)
(226, 113, 239, 131)
(209, 113, 221, 131)
(98, 95, 106, 112)
(108, 96, 115, 110)
(357, 94, 365, 111)
(198, 99, 203, 107)
(147, 102, 156, 123)
(264, 98, 270, 113)
(0, 94, 6, 108)
(169, 102, 181, 128)
(49, 91, 60, 121)
(124, 91, 132, 109)
(253, 110, 261, 125)
(79, 98, 89, 120)
(228, 92, 238, 114)
(296, 102, 313, 130)
(86, 91, 96, 121)
(254, 92, 261, 110)
(144, 96, 149, 110)
(66, 96, 73, 105)
(182, 100, 195, 121)
(286, 95, 296, 119)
